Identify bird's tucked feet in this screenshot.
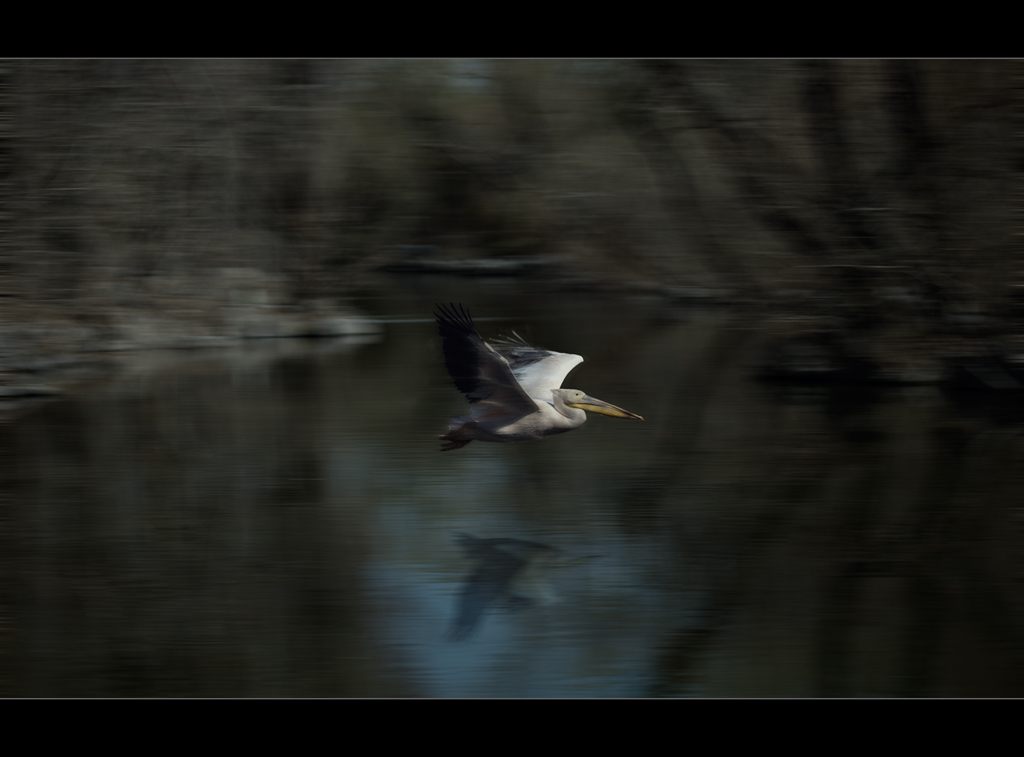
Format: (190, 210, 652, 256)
(439, 420, 476, 451)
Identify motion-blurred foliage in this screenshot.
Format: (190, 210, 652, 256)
(3, 60, 1020, 318)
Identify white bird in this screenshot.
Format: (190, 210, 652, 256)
(435, 303, 643, 451)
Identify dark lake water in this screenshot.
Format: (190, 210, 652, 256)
(3, 277, 1024, 697)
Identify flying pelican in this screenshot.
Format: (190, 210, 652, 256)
(434, 303, 643, 451)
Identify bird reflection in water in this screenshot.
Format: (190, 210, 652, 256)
(448, 533, 599, 641)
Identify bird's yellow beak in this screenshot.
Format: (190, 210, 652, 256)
(566, 395, 644, 420)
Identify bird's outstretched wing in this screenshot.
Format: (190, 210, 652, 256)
(435, 303, 538, 419)
(489, 334, 583, 401)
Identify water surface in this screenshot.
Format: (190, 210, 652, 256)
(3, 279, 1024, 697)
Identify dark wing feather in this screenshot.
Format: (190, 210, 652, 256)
(434, 303, 537, 415)
(490, 332, 556, 370)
